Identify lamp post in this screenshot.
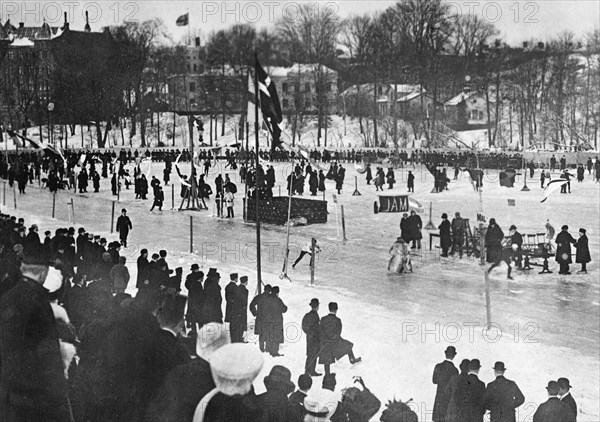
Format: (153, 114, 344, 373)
(47, 102, 54, 147)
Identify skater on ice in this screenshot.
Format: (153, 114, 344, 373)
(388, 237, 413, 274)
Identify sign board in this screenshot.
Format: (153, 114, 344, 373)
(508, 199, 516, 207)
(375, 195, 409, 213)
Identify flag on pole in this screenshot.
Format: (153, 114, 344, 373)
(541, 179, 569, 203)
(176, 13, 189, 26)
(6, 129, 24, 148)
(255, 58, 283, 152)
(247, 72, 261, 126)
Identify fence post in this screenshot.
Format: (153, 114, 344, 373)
(310, 237, 316, 286)
(190, 215, 193, 253)
(341, 205, 347, 241)
(70, 198, 75, 224)
(13, 185, 17, 209)
(51, 192, 56, 218)
(3, 180, 6, 206)
(171, 184, 175, 209)
(110, 201, 116, 233)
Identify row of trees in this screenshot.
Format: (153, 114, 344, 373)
(1, 0, 598, 150)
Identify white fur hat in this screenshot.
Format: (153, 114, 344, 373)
(196, 323, 230, 360)
(209, 343, 263, 396)
(303, 388, 340, 422)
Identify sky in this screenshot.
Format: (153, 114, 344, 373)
(1, 1, 598, 46)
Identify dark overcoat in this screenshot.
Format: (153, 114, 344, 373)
(318, 314, 353, 365)
(555, 230, 576, 264)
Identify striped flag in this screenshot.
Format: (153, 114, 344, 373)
(246, 72, 261, 126)
(255, 58, 283, 152)
(541, 179, 569, 203)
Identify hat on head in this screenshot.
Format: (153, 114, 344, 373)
(94, 235, 100, 240)
(209, 344, 263, 396)
(442, 213, 448, 219)
(329, 302, 338, 312)
(509, 225, 517, 231)
(78, 227, 86, 233)
(468, 359, 481, 370)
(489, 218, 496, 225)
(493, 361, 506, 371)
(546, 380, 560, 395)
(445, 346, 457, 356)
(240, 276, 248, 283)
(557, 378, 572, 389)
(303, 388, 339, 420)
(264, 284, 272, 293)
(562, 225, 569, 230)
(579, 228, 586, 234)
(230, 273, 238, 281)
(310, 298, 320, 307)
(45, 230, 51, 236)
(191, 263, 200, 271)
(264, 365, 295, 396)
(272, 286, 280, 294)
(121, 208, 127, 213)
(196, 322, 230, 360)
(207, 268, 217, 276)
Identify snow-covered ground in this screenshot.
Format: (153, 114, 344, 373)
(2, 160, 599, 421)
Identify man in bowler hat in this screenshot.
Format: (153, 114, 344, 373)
(302, 298, 322, 376)
(432, 346, 458, 422)
(482, 362, 525, 422)
(456, 359, 486, 422)
(533, 381, 575, 422)
(558, 377, 577, 420)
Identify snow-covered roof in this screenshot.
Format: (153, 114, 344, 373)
(267, 64, 337, 78)
(10, 37, 35, 47)
(445, 91, 474, 106)
(397, 92, 422, 102)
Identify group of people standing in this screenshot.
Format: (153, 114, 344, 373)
(432, 346, 578, 422)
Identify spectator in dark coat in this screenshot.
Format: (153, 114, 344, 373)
(400, 213, 410, 242)
(230, 276, 249, 343)
(288, 374, 312, 421)
(318, 170, 326, 192)
(558, 378, 577, 421)
(115, 208, 132, 248)
(386, 168, 395, 189)
(451, 212, 465, 258)
(258, 365, 295, 422)
(456, 359, 486, 422)
(137, 249, 149, 288)
(185, 264, 204, 329)
(0, 257, 71, 422)
(432, 346, 459, 422)
(444, 359, 470, 422)
(555, 225, 576, 274)
(138, 295, 190, 411)
(145, 322, 228, 422)
(482, 362, 525, 422)
(406, 210, 423, 249)
(302, 298, 322, 376)
(439, 214, 452, 257)
(63, 273, 89, 332)
(509, 225, 524, 269)
(263, 286, 288, 357)
(224, 273, 238, 323)
(485, 218, 505, 264)
(201, 269, 223, 325)
(574, 228, 591, 274)
(319, 302, 361, 375)
(407, 171, 415, 192)
(23, 224, 41, 258)
(533, 381, 575, 422)
(249, 284, 272, 352)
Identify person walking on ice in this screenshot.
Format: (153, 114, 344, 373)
(292, 238, 320, 269)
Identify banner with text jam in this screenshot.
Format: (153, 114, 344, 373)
(374, 195, 409, 213)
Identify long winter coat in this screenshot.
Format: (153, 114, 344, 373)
(575, 233, 591, 264)
(318, 313, 353, 365)
(262, 294, 287, 344)
(200, 277, 222, 325)
(439, 219, 452, 251)
(406, 214, 423, 241)
(224, 281, 237, 323)
(230, 284, 248, 332)
(432, 360, 458, 422)
(249, 292, 269, 335)
(301, 309, 320, 356)
(482, 376, 525, 422)
(486, 224, 505, 263)
(555, 230, 576, 264)
(185, 272, 204, 325)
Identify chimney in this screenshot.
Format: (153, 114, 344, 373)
(62, 12, 69, 31)
(84, 11, 91, 32)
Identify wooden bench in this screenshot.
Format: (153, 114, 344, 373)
(520, 233, 555, 274)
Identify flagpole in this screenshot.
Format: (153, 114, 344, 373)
(281, 154, 294, 280)
(254, 53, 262, 295)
